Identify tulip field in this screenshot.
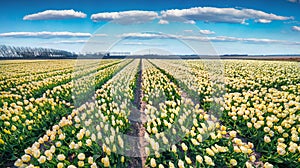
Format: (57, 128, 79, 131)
(0, 59, 299, 168)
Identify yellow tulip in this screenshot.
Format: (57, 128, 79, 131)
(263, 162, 273, 168)
(57, 162, 64, 168)
(230, 159, 237, 166)
(38, 155, 46, 164)
(283, 133, 288, 138)
(196, 155, 203, 163)
(11, 125, 17, 131)
(185, 156, 192, 164)
(245, 162, 253, 168)
(91, 163, 97, 168)
(50, 145, 56, 153)
(33, 149, 41, 158)
(57, 154, 65, 161)
(204, 156, 214, 166)
(21, 154, 31, 162)
(101, 156, 110, 167)
(78, 153, 85, 160)
(206, 148, 215, 156)
(229, 131, 237, 138)
(86, 139, 92, 147)
(181, 143, 188, 151)
(78, 161, 84, 167)
(169, 162, 175, 168)
(277, 147, 286, 155)
(264, 136, 271, 143)
(14, 159, 23, 167)
(178, 159, 184, 168)
(55, 141, 62, 147)
(191, 138, 200, 146)
(150, 158, 157, 167)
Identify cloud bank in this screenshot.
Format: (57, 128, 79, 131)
(91, 10, 158, 24)
(159, 7, 293, 24)
(119, 32, 300, 45)
(0, 32, 91, 38)
(23, 9, 86, 20)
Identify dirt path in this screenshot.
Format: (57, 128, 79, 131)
(129, 59, 147, 168)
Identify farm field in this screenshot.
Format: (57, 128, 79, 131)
(0, 59, 299, 168)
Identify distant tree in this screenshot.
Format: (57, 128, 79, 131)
(0, 45, 75, 58)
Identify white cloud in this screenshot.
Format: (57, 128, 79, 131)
(292, 26, 300, 31)
(184, 20, 196, 24)
(0, 31, 92, 38)
(51, 40, 88, 44)
(119, 32, 300, 45)
(122, 42, 164, 46)
(23, 9, 86, 20)
(120, 32, 211, 41)
(91, 10, 159, 24)
(255, 19, 272, 23)
(158, 19, 169, 24)
(120, 32, 169, 39)
(199, 29, 215, 35)
(287, 0, 298, 3)
(160, 7, 293, 24)
(45, 40, 107, 45)
(92, 34, 108, 37)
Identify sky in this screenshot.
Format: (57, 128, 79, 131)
(1, 0, 300, 55)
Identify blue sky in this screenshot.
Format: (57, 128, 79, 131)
(1, 0, 300, 55)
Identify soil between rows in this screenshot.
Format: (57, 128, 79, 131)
(128, 59, 147, 168)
